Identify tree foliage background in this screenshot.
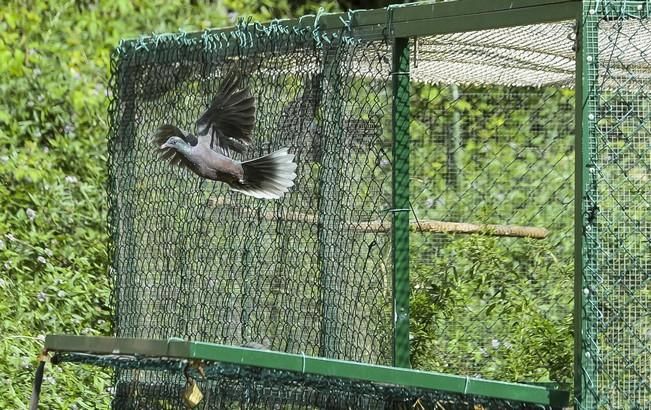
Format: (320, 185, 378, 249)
(0, 1, 338, 407)
(0, 0, 573, 408)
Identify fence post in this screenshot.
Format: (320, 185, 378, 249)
(392, 36, 411, 368)
(574, 3, 599, 408)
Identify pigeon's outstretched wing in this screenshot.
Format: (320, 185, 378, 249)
(195, 70, 256, 156)
(151, 124, 196, 167)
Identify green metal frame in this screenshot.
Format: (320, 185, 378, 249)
(574, 2, 598, 408)
(338, 0, 580, 38)
(391, 37, 411, 369)
(573, 2, 649, 408)
(119, 0, 581, 54)
(45, 335, 569, 408)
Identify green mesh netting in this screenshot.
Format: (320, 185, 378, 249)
(51, 352, 555, 410)
(579, 2, 651, 408)
(407, 23, 576, 382)
(105, 10, 580, 404)
(108, 14, 582, 378)
(108, 24, 393, 365)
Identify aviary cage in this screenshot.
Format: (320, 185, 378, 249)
(34, 1, 650, 409)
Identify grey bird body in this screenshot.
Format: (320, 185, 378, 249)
(153, 71, 297, 199)
(181, 141, 244, 185)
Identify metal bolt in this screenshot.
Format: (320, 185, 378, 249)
(587, 55, 593, 62)
(585, 351, 591, 358)
(589, 9, 596, 15)
(588, 113, 595, 120)
(583, 288, 590, 296)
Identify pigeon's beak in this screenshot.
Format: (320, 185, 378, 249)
(160, 143, 170, 149)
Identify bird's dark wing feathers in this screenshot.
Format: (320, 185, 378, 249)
(195, 70, 256, 156)
(151, 124, 196, 168)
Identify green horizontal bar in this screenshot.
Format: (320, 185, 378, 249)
(333, 0, 579, 36)
(45, 335, 181, 357)
(391, 2, 580, 37)
(118, 0, 581, 50)
(45, 335, 569, 407)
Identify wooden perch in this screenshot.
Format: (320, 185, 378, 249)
(352, 220, 549, 239)
(208, 196, 549, 239)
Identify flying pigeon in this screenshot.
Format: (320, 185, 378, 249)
(152, 71, 297, 199)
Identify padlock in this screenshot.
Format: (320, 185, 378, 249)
(183, 378, 203, 408)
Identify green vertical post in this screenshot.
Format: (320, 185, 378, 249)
(574, 3, 598, 409)
(392, 37, 410, 368)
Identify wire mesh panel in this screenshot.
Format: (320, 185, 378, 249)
(580, 1, 651, 408)
(407, 23, 576, 385)
(107, 24, 393, 369)
(48, 349, 566, 410)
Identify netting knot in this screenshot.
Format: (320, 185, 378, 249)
(201, 31, 216, 51)
(174, 30, 190, 46)
(152, 33, 173, 48)
(134, 35, 150, 52)
(235, 17, 254, 48)
(312, 7, 328, 48)
(338, 9, 357, 33)
(253, 21, 267, 34)
(115, 40, 128, 57)
(219, 32, 229, 47)
(274, 20, 290, 35)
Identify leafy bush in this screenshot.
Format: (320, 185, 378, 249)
(407, 84, 575, 388)
(0, 0, 335, 407)
(410, 234, 573, 383)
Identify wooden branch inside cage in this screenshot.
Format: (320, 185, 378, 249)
(208, 196, 549, 239)
(355, 220, 549, 239)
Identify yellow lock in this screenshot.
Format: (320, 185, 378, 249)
(183, 379, 204, 408)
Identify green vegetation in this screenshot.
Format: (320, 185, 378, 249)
(407, 84, 575, 385)
(0, 1, 335, 407)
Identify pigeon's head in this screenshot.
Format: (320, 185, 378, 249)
(160, 136, 190, 152)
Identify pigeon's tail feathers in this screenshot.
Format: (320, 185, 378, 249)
(230, 148, 297, 199)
